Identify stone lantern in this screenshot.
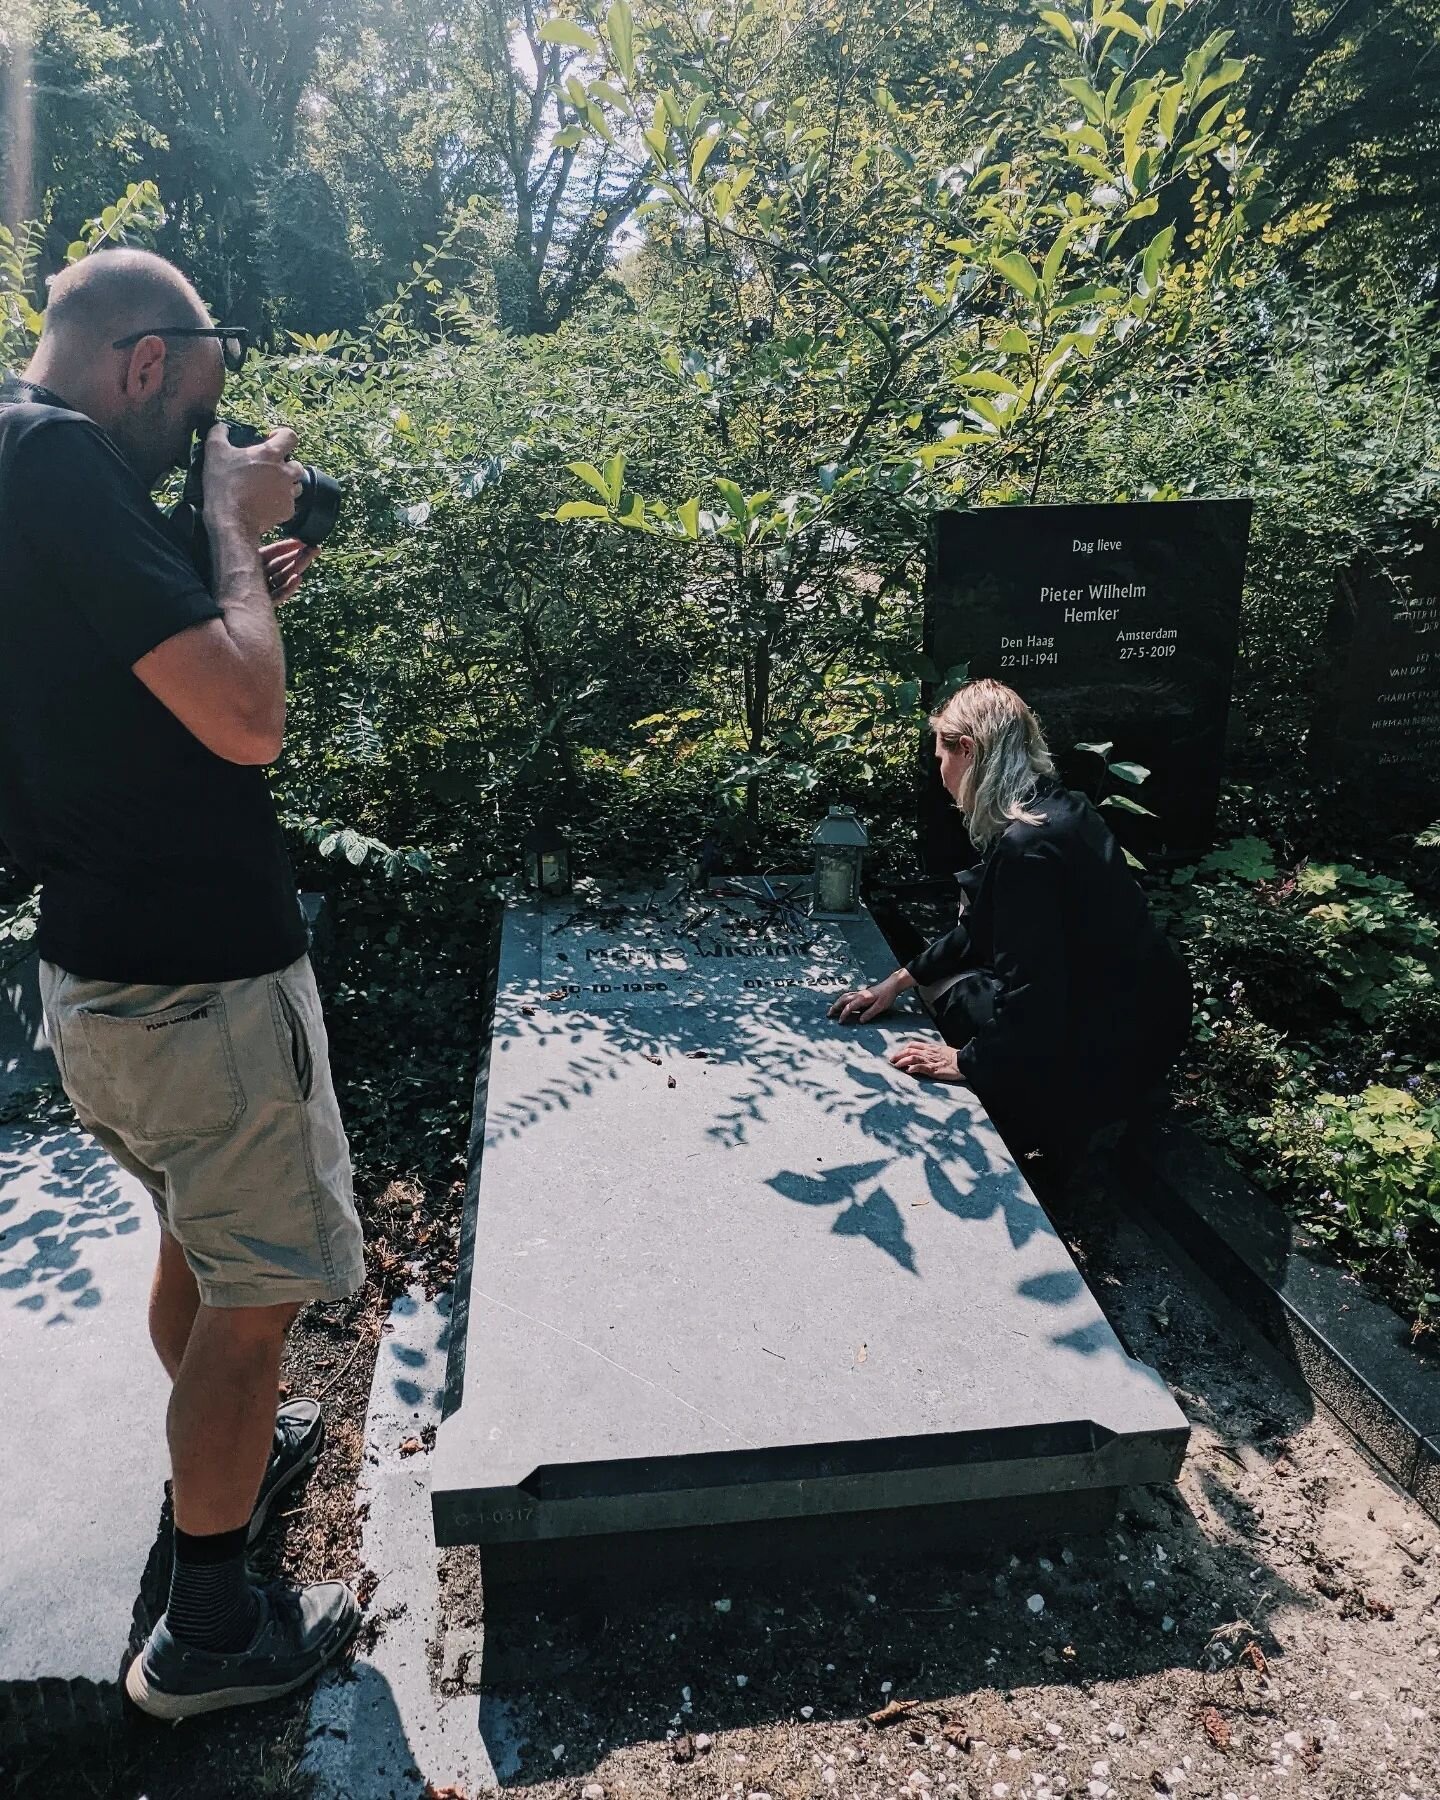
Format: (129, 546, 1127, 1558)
(523, 822, 571, 896)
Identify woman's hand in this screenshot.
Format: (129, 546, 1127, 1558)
(889, 1039, 965, 1084)
(829, 970, 907, 1024)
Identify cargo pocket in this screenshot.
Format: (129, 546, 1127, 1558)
(69, 994, 245, 1140)
(273, 974, 315, 1103)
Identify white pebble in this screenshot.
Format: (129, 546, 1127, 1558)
(1039, 1558, 1054, 1572)
(1162, 1616, 1176, 1632)
(1091, 1764, 1110, 1779)
(801, 1706, 814, 1719)
(992, 1786, 1011, 1799)
(736, 1674, 748, 1687)
(1046, 1722, 1062, 1737)
(1027, 1594, 1045, 1615)
(551, 1745, 564, 1761)
(582, 1787, 604, 1800)
(714, 1597, 732, 1613)
(1107, 1719, 1127, 1740)
(882, 1680, 893, 1693)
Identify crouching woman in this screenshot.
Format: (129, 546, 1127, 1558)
(831, 678, 1191, 1179)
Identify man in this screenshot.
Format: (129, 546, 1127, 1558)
(0, 248, 365, 1719)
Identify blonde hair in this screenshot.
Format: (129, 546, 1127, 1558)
(930, 677, 1056, 849)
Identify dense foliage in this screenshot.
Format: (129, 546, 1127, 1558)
(2, 0, 1438, 1325)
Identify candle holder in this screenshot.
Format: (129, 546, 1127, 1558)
(810, 806, 868, 914)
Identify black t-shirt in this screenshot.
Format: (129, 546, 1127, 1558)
(0, 380, 307, 982)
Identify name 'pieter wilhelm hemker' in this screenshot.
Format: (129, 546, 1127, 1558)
(1040, 579, 1147, 623)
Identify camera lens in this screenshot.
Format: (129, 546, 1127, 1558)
(291, 466, 342, 546)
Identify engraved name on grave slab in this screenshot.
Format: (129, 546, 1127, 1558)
(538, 894, 857, 1012)
(925, 499, 1252, 867)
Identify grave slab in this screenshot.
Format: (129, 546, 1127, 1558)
(0, 954, 169, 1693)
(432, 886, 1188, 1578)
(0, 1121, 168, 1684)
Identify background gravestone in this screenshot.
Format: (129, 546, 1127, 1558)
(924, 500, 1252, 870)
(1309, 528, 1440, 834)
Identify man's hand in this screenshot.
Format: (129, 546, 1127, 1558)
(829, 968, 913, 1024)
(888, 1039, 965, 1084)
(202, 424, 303, 543)
(260, 539, 318, 605)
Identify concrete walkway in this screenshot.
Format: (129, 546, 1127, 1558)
(303, 1286, 522, 1797)
(0, 956, 169, 1685)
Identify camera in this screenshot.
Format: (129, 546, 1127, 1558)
(170, 420, 342, 589)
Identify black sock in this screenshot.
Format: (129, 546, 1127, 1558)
(165, 1524, 261, 1653)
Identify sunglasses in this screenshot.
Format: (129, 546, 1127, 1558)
(111, 325, 251, 374)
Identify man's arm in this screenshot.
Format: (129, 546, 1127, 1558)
(132, 426, 301, 766)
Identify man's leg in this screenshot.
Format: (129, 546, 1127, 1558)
(168, 1300, 300, 1534)
(149, 1229, 201, 1381)
(126, 1285, 358, 1716)
(149, 1300, 300, 1659)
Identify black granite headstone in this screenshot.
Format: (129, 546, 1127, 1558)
(1310, 530, 1440, 831)
(924, 500, 1252, 869)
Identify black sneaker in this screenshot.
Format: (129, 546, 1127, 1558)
(248, 1398, 325, 1545)
(124, 1580, 359, 1720)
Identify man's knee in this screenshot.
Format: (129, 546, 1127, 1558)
(196, 1299, 302, 1348)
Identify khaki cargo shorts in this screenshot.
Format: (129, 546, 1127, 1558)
(39, 955, 365, 1309)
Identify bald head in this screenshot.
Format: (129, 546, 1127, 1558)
(41, 248, 211, 350)
(25, 247, 227, 489)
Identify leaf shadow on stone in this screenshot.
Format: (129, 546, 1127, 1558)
(766, 1160, 917, 1273)
(0, 1124, 133, 1323)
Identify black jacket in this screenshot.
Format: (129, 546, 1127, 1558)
(908, 781, 1191, 1153)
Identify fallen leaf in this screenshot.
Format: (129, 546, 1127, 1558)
(545, 988, 568, 1001)
(423, 1786, 469, 1800)
(1149, 1774, 1172, 1795)
(399, 1436, 423, 1457)
(520, 1005, 536, 1017)
(942, 1723, 973, 1752)
(867, 1699, 917, 1728)
(642, 1052, 661, 1064)
(1198, 1706, 1232, 1750)
(671, 1732, 696, 1764)
(856, 1343, 868, 1365)
(1363, 1593, 1395, 1620)
(667, 1074, 677, 1088)
(1241, 1641, 1268, 1676)
(685, 1050, 710, 1059)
